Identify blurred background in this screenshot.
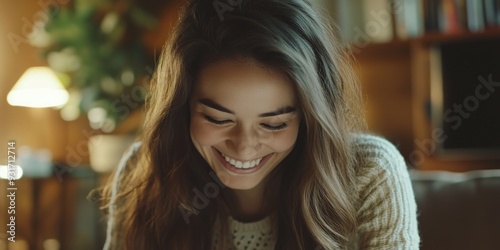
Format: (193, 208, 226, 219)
(1, 0, 499, 249)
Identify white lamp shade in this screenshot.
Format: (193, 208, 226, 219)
(7, 67, 69, 108)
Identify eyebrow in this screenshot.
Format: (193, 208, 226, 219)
(199, 99, 296, 117)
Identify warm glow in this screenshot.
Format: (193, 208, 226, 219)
(0, 165, 23, 180)
(7, 67, 69, 108)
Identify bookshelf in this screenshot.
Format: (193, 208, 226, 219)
(408, 38, 500, 171)
(415, 27, 500, 43)
(314, 0, 500, 171)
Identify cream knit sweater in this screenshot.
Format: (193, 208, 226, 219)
(104, 134, 420, 249)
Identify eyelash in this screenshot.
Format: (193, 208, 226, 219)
(261, 123, 287, 131)
(202, 115, 288, 131)
(203, 115, 231, 125)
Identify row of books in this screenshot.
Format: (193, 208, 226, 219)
(333, 0, 500, 43)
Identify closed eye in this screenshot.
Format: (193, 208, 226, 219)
(203, 114, 232, 125)
(261, 123, 287, 131)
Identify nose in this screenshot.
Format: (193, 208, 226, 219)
(227, 125, 262, 159)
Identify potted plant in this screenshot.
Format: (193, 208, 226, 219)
(30, 0, 161, 133)
(29, 0, 172, 172)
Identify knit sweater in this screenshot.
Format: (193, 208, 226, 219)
(212, 216, 277, 250)
(103, 134, 420, 249)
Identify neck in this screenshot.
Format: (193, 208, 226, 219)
(231, 176, 278, 222)
(232, 185, 266, 222)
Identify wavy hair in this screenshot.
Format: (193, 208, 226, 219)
(100, 0, 366, 249)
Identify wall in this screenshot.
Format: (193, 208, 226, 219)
(0, 0, 73, 165)
(0, 0, 184, 248)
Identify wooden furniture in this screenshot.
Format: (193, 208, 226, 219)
(353, 28, 500, 171)
(411, 169, 500, 250)
(0, 166, 104, 250)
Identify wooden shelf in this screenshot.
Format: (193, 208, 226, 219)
(414, 27, 500, 44)
(331, 0, 500, 172)
(353, 28, 500, 51)
(351, 26, 500, 172)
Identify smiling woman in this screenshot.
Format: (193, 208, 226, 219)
(99, 0, 420, 249)
(190, 58, 300, 191)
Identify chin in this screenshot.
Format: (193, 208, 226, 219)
(224, 178, 263, 190)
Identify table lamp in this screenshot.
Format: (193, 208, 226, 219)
(7, 66, 69, 108)
(6, 66, 69, 177)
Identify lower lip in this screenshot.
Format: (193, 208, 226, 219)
(212, 147, 272, 174)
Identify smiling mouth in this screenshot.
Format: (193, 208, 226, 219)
(221, 152, 262, 169)
(212, 148, 272, 172)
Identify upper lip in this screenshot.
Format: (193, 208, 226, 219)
(215, 148, 267, 162)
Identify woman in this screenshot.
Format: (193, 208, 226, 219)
(100, 0, 420, 249)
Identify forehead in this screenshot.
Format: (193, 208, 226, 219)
(192, 59, 297, 112)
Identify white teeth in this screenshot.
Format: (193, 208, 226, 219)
(242, 162, 250, 169)
(220, 152, 264, 169)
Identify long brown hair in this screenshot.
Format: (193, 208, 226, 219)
(100, 0, 366, 249)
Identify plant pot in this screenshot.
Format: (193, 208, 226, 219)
(88, 134, 136, 173)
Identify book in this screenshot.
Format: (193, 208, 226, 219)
(484, 0, 498, 27)
(393, 0, 408, 38)
(335, 0, 366, 43)
(424, 0, 440, 32)
(466, 0, 485, 31)
(454, 0, 469, 29)
(394, 0, 424, 38)
(362, 0, 394, 42)
(439, 0, 462, 33)
(497, 0, 500, 24)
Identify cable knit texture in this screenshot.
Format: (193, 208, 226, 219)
(104, 134, 420, 249)
(349, 134, 420, 249)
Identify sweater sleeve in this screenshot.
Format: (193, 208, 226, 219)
(102, 142, 141, 250)
(353, 134, 420, 249)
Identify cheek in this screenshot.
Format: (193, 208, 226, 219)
(267, 126, 300, 152)
(190, 120, 225, 146)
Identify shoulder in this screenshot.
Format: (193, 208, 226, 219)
(351, 133, 408, 179)
(122, 141, 142, 163)
(349, 133, 420, 248)
(352, 133, 404, 166)
(113, 141, 142, 178)
(103, 141, 142, 250)
(350, 133, 413, 207)
(110, 140, 143, 202)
